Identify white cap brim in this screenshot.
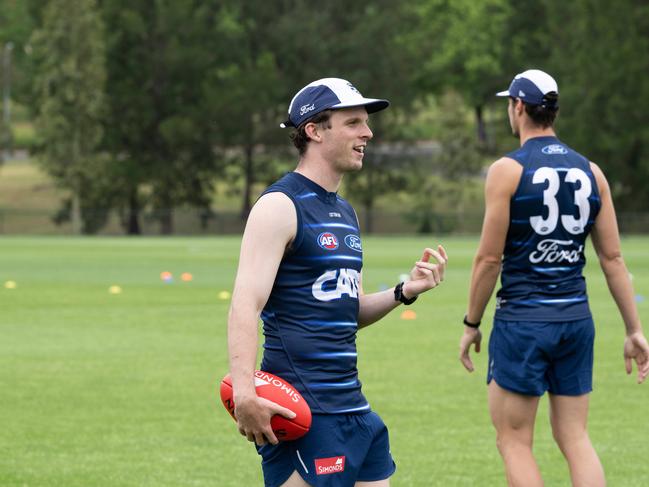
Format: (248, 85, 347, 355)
(331, 98, 390, 113)
(495, 90, 510, 97)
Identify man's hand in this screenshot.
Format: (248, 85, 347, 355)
(234, 394, 296, 446)
(403, 245, 448, 297)
(624, 331, 649, 384)
(459, 327, 482, 372)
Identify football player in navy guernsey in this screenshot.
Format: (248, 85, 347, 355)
(227, 78, 448, 487)
(458, 69, 649, 487)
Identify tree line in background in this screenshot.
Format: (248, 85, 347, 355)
(0, 0, 648, 234)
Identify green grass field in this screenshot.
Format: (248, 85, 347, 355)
(1, 236, 647, 486)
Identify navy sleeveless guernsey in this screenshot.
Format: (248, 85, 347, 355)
(259, 172, 368, 414)
(495, 136, 602, 322)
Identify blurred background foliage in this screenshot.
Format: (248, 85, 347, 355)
(0, 0, 648, 234)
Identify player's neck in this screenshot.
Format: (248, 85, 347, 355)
(295, 158, 343, 193)
(518, 125, 556, 146)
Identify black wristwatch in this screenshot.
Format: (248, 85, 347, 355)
(463, 315, 481, 329)
(394, 282, 417, 305)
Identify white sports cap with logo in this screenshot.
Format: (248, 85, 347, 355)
(280, 78, 390, 128)
(496, 69, 559, 108)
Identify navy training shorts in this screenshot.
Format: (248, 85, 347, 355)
(487, 317, 595, 396)
(256, 411, 395, 487)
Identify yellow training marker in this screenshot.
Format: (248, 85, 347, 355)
(108, 285, 122, 294)
(4, 280, 17, 289)
(218, 290, 231, 300)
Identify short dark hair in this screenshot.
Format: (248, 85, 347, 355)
(521, 92, 559, 128)
(290, 110, 333, 156)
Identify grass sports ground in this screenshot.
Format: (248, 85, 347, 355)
(1, 235, 648, 486)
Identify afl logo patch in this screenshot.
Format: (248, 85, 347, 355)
(344, 234, 362, 252)
(317, 232, 339, 250)
(541, 144, 568, 155)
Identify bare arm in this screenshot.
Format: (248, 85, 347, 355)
(227, 192, 297, 445)
(357, 246, 448, 328)
(460, 158, 522, 372)
(589, 162, 649, 383)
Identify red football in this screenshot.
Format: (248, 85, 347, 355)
(220, 370, 312, 441)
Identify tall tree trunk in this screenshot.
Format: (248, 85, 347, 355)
(1, 42, 13, 165)
(127, 188, 141, 235)
(71, 192, 82, 235)
(475, 105, 487, 146)
(71, 130, 82, 235)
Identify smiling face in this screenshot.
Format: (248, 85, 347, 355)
(317, 107, 373, 173)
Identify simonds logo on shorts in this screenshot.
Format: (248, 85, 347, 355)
(317, 232, 339, 250)
(315, 456, 345, 475)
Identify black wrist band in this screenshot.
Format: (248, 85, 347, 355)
(394, 282, 417, 305)
(463, 315, 481, 328)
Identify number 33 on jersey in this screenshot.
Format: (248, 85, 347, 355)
(494, 137, 602, 321)
(530, 166, 593, 235)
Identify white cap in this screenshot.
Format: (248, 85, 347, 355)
(280, 78, 390, 128)
(496, 69, 558, 106)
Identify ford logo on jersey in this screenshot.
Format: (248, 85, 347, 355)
(344, 234, 362, 252)
(317, 232, 339, 250)
(541, 144, 568, 155)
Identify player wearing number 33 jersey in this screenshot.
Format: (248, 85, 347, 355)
(459, 69, 649, 487)
(495, 135, 601, 322)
